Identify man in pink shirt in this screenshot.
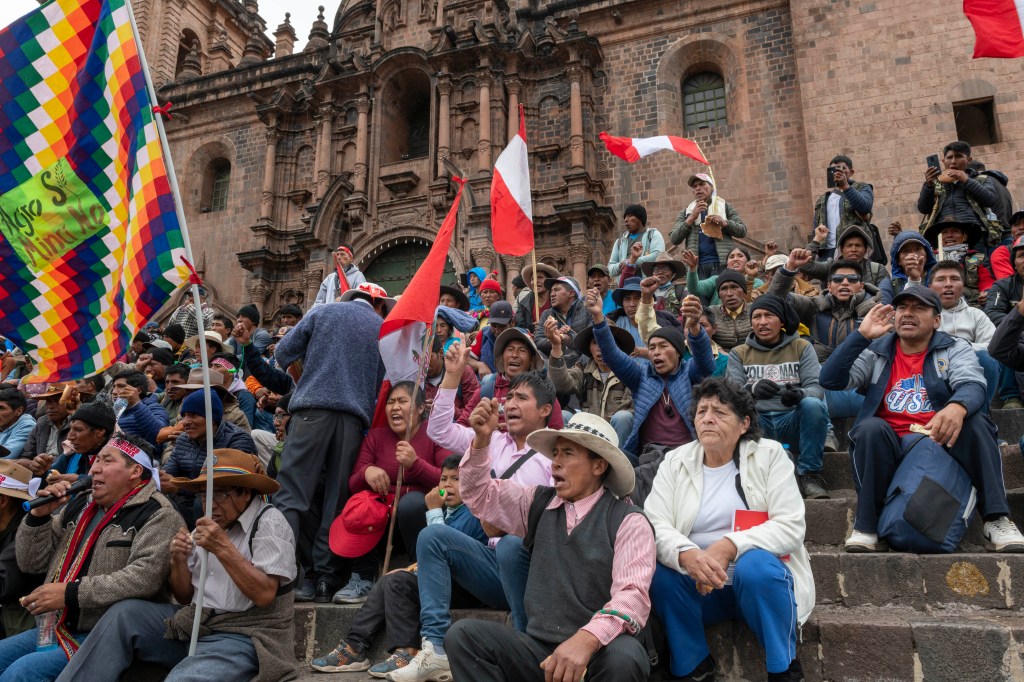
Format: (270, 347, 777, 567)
(446, 407, 656, 682)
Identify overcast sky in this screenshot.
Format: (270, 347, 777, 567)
(0, 1, 319, 52)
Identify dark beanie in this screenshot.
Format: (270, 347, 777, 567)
(180, 390, 223, 424)
(70, 401, 116, 436)
(716, 269, 747, 293)
(749, 294, 800, 336)
(162, 323, 185, 344)
(238, 304, 260, 325)
(132, 331, 151, 344)
(648, 326, 687, 359)
(149, 348, 174, 366)
(623, 204, 647, 226)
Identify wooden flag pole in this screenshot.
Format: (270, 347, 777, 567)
(531, 249, 541, 324)
(124, 0, 217, 657)
(382, 321, 437, 575)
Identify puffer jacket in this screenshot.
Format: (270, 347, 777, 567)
(593, 320, 715, 456)
(769, 267, 878, 362)
(548, 355, 633, 420)
(117, 395, 169, 449)
(881, 232, 937, 302)
(708, 302, 752, 352)
(16, 481, 181, 633)
(644, 437, 814, 625)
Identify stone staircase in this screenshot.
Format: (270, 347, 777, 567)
(292, 411, 1024, 681)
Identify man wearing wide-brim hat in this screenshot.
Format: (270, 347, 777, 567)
(447, 409, 655, 682)
(921, 219, 993, 307)
(438, 284, 471, 312)
(515, 262, 560, 333)
(545, 319, 636, 457)
(57, 449, 299, 682)
(0, 460, 43, 639)
(482, 329, 565, 429)
(20, 382, 77, 464)
(639, 253, 689, 317)
(183, 330, 231, 359)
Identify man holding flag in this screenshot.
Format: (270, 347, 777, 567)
(313, 244, 367, 307)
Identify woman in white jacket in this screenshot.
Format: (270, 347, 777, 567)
(645, 378, 814, 681)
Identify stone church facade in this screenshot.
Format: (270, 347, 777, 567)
(145, 0, 1024, 320)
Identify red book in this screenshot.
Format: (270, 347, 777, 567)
(733, 509, 789, 562)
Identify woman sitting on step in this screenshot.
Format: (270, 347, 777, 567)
(644, 377, 814, 681)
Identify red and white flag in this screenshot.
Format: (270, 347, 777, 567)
(599, 131, 708, 165)
(964, 0, 1024, 58)
(491, 106, 534, 256)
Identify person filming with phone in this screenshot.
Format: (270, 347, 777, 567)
(812, 155, 874, 261)
(918, 141, 999, 249)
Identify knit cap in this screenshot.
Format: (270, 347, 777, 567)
(180, 390, 223, 424)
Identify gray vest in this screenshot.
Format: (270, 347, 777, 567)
(523, 487, 639, 645)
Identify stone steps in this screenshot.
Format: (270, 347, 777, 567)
(820, 445, 1024, 492)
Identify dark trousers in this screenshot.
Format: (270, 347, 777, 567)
(274, 408, 363, 584)
(352, 492, 429, 578)
(849, 414, 1010, 532)
(446, 620, 649, 682)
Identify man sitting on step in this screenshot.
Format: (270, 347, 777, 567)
(820, 286, 1024, 553)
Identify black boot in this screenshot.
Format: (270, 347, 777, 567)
(677, 654, 716, 681)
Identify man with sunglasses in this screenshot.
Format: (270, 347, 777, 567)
(771, 249, 879, 426)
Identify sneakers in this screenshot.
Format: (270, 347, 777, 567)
(824, 431, 840, 453)
(311, 641, 370, 673)
(1001, 398, 1024, 410)
(845, 529, 888, 553)
(370, 648, 417, 678)
(680, 654, 716, 681)
(386, 639, 452, 682)
(294, 578, 316, 603)
(798, 472, 830, 500)
(333, 574, 374, 604)
(982, 516, 1024, 552)
(314, 579, 336, 604)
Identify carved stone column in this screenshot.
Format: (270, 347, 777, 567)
(259, 127, 279, 222)
(471, 245, 497, 272)
(437, 74, 452, 177)
(501, 254, 525, 302)
(567, 241, 592, 284)
(314, 102, 335, 200)
(567, 63, 585, 170)
(477, 66, 492, 174)
(354, 94, 371, 194)
(302, 269, 324, 306)
(247, 278, 273, 321)
(506, 77, 522, 143)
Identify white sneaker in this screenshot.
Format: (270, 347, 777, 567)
(845, 529, 888, 553)
(983, 517, 1024, 552)
(386, 639, 452, 682)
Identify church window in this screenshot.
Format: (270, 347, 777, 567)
(953, 97, 997, 147)
(202, 158, 231, 212)
(682, 72, 726, 131)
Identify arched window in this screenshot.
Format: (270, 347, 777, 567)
(201, 158, 231, 212)
(682, 72, 726, 131)
(175, 29, 202, 78)
(380, 70, 431, 163)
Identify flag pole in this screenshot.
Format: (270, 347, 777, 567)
(382, 319, 437, 574)
(530, 250, 541, 324)
(124, 0, 217, 656)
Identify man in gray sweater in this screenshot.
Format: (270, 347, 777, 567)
(272, 299, 383, 602)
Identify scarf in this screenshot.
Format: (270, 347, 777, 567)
(942, 243, 969, 264)
(52, 484, 146, 657)
(684, 194, 727, 221)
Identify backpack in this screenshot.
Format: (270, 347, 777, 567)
(877, 434, 977, 553)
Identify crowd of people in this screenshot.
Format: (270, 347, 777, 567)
(0, 140, 1022, 680)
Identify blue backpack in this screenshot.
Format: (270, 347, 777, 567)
(877, 434, 977, 553)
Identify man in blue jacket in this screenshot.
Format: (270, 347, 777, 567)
(583, 287, 714, 472)
(820, 286, 1024, 553)
(111, 370, 169, 450)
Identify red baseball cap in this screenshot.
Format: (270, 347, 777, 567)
(329, 491, 392, 558)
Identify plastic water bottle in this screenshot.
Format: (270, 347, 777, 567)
(113, 397, 128, 421)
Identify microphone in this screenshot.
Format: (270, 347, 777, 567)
(23, 475, 93, 512)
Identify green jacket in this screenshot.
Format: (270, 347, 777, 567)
(670, 201, 747, 264)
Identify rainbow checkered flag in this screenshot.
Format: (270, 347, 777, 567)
(0, 0, 186, 382)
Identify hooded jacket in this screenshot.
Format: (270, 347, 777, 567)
(593, 319, 715, 456)
(881, 231, 937, 302)
(940, 297, 996, 351)
(726, 332, 824, 413)
(466, 267, 488, 311)
(313, 265, 367, 307)
(769, 267, 878, 361)
(976, 169, 1013, 227)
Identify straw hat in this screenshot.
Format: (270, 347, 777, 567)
(526, 413, 635, 497)
(171, 449, 279, 495)
(639, 253, 688, 280)
(0, 460, 38, 502)
(521, 262, 560, 290)
(493, 328, 545, 373)
(184, 330, 231, 354)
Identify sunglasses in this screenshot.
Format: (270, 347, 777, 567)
(829, 274, 862, 284)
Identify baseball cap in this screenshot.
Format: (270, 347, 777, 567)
(329, 491, 392, 558)
(764, 255, 789, 271)
(891, 285, 941, 313)
(687, 172, 715, 188)
(587, 264, 610, 277)
(489, 301, 514, 325)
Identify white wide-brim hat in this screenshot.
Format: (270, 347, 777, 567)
(526, 412, 635, 498)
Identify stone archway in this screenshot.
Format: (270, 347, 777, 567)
(362, 237, 458, 296)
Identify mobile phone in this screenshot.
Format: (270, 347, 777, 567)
(826, 166, 838, 189)
(926, 155, 941, 171)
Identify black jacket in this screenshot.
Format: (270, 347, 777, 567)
(988, 306, 1024, 371)
(983, 275, 1024, 327)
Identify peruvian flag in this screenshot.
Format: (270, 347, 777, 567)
(491, 106, 534, 256)
(964, 0, 1024, 58)
(371, 178, 467, 426)
(599, 131, 709, 165)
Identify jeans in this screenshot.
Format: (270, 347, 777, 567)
(758, 397, 828, 474)
(825, 389, 864, 420)
(493, 535, 530, 632)
(416, 524, 510, 648)
(609, 411, 635, 461)
(54, 600, 258, 682)
(651, 550, 798, 676)
(0, 628, 86, 682)
(975, 350, 1000, 411)
(999, 364, 1019, 401)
